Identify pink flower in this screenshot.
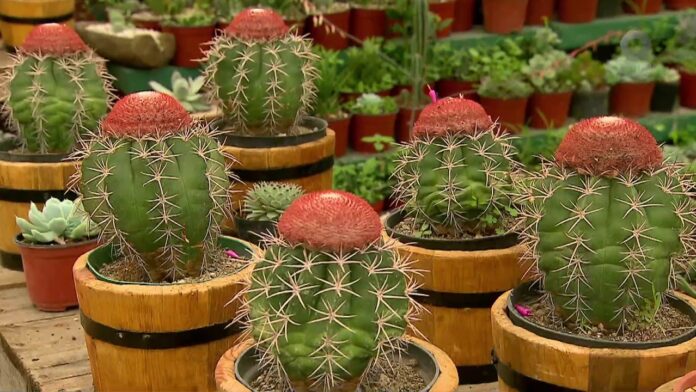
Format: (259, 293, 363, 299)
(514, 304, 532, 317)
(427, 86, 438, 103)
(225, 250, 239, 259)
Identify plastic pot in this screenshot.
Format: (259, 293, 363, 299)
(161, 25, 215, 68)
(396, 106, 423, 143)
(651, 81, 680, 112)
(350, 7, 387, 41)
(452, 0, 476, 31)
(526, 0, 555, 25)
(480, 96, 528, 133)
(665, 0, 696, 9)
(326, 114, 351, 157)
(308, 9, 350, 50)
(482, 0, 529, 34)
(570, 88, 610, 119)
(624, 0, 663, 13)
(429, 0, 456, 37)
(528, 91, 572, 129)
(16, 236, 98, 311)
(350, 112, 397, 153)
(597, 0, 625, 16)
(680, 70, 696, 109)
(558, 0, 599, 22)
(610, 82, 655, 117)
(435, 79, 478, 100)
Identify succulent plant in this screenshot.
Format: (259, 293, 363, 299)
(203, 8, 318, 136)
(1, 24, 115, 154)
(653, 64, 681, 84)
(516, 117, 696, 330)
(243, 182, 303, 221)
(393, 97, 517, 237)
(16, 198, 99, 244)
(605, 55, 660, 84)
(149, 71, 211, 113)
(236, 190, 421, 391)
(348, 94, 398, 115)
(524, 50, 575, 94)
(72, 92, 235, 282)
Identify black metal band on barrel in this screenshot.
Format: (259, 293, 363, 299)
(0, 189, 76, 204)
(492, 350, 581, 392)
(0, 12, 74, 24)
(457, 364, 497, 384)
(231, 156, 334, 182)
(80, 312, 241, 349)
(416, 289, 506, 309)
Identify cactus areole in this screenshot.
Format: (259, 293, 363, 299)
(224, 8, 289, 40)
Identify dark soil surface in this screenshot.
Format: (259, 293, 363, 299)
(394, 216, 514, 240)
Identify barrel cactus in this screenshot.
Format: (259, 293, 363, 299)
(517, 117, 696, 330)
(72, 92, 236, 282)
(237, 190, 421, 391)
(203, 8, 317, 136)
(2, 23, 114, 154)
(243, 182, 303, 221)
(393, 97, 517, 237)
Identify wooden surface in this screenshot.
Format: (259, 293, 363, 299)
(0, 0, 76, 48)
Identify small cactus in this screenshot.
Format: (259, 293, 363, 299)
(16, 198, 99, 244)
(516, 117, 696, 330)
(243, 182, 304, 222)
(2, 23, 115, 154)
(72, 92, 236, 282)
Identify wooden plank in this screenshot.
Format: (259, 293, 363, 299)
(0, 287, 69, 327)
(0, 266, 25, 290)
(457, 383, 499, 392)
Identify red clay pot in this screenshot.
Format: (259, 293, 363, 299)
(436, 79, 478, 100)
(528, 91, 572, 129)
(665, 0, 696, 8)
(526, 0, 555, 25)
(350, 112, 397, 153)
(482, 0, 529, 34)
(452, 0, 475, 32)
(610, 82, 655, 117)
(350, 7, 387, 41)
(396, 106, 423, 143)
(624, 0, 663, 13)
(327, 114, 351, 157)
(680, 70, 696, 109)
(308, 10, 351, 50)
(480, 96, 528, 133)
(558, 0, 598, 23)
(17, 236, 98, 312)
(162, 25, 216, 68)
(429, 0, 456, 37)
(371, 200, 385, 213)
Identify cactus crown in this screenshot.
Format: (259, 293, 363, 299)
(412, 97, 494, 138)
(21, 23, 89, 56)
(101, 92, 193, 137)
(243, 182, 304, 222)
(16, 198, 99, 244)
(224, 8, 289, 40)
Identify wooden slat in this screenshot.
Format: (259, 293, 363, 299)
(0, 266, 25, 290)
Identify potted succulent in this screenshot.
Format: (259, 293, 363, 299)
(313, 47, 351, 157)
(234, 182, 303, 245)
(495, 116, 696, 391)
(349, 93, 399, 153)
(558, 0, 598, 23)
(72, 91, 260, 391)
(651, 64, 681, 112)
(334, 154, 392, 212)
(482, 0, 529, 34)
(215, 190, 460, 392)
(306, 0, 351, 50)
(341, 38, 398, 102)
(569, 51, 610, 119)
(15, 198, 99, 311)
(605, 54, 660, 117)
(0, 24, 114, 271)
(161, 4, 217, 68)
(478, 52, 533, 133)
(242, 0, 308, 32)
(525, 0, 555, 26)
(662, 12, 696, 109)
(350, 0, 392, 40)
(149, 70, 215, 119)
(427, 0, 455, 38)
(432, 42, 480, 100)
(624, 0, 664, 13)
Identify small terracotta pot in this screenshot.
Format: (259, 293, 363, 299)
(396, 106, 423, 143)
(526, 0, 555, 25)
(350, 112, 397, 153)
(371, 200, 385, 213)
(528, 91, 572, 129)
(558, 0, 598, 22)
(162, 25, 216, 68)
(326, 114, 351, 157)
(308, 10, 351, 50)
(429, 0, 456, 37)
(350, 7, 387, 41)
(624, 0, 663, 13)
(340, 90, 391, 103)
(680, 70, 696, 109)
(17, 236, 98, 312)
(673, 370, 696, 391)
(482, 0, 529, 34)
(435, 79, 478, 100)
(665, 0, 696, 8)
(479, 96, 528, 133)
(610, 82, 655, 117)
(452, 0, 476, 32)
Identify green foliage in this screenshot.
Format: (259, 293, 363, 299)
(662, 12, 696, 72)
(478, 72, 533, 99)
(524, 50, 575, 94)
(570, 52, 606, 93)
(163, 5, 217, 26)
(341, 39, 398, 94)
(312, 47, 346, 118)
(333, 147, 396, 204)
(653, 64, 680, 83)
(512, 128, 565, 169)
(604, 55, 660, 84)
(474, 40, 532, 99)
(349, 94, 398, 115)
(243, 182, 303, 222)
(149, 71, 211, 113)
(527, 27, 562, 55)
(16, 199, 99, 244)
(387, 0, 447, 38)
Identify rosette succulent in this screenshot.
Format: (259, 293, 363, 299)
(16, 198, 99, 244)
(243, 182, 304, 221)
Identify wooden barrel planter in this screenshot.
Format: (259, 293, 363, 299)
(215, 336, 459, 392)
(492, 286, 696, 392)
(0, 152, 76, 271)
(383, 211, 527, 384)
(73, 236, 260, 392)
(0, 0, 76, 50)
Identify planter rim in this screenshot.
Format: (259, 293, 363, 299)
(574, 86, 610, 94)
(15, 234, 98, 250)
(217, 116, 328, 148)
(0, 150, 75, 163)
(384, 210, 520, 251)
(507, 281, 696, 349)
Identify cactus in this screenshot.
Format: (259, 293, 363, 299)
(16, 198, 99, 244)
(236, 190, 421, 391)
(2, 23, 115, 154)
(516, 117, 696, 330)
(393, 97, 517, 237)
(243, 182, 303, 222)
(203, 8, 318, 136)
(72, 92, 236, 282)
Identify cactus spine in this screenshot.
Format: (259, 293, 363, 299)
(2, 23, 114, 154)
(516, 117, 696, 330)
(203, 8, 318, 136)
(236, 191, 422, 391)
(72, 92, 235, 282)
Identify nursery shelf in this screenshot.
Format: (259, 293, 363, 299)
(107, 63, 202, 95)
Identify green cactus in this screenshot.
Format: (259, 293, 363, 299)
(16, 198, 99, 244)
(243, 182, 303, 222)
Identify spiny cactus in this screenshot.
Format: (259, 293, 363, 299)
(71, 92, 236, 282)
(516, 117, 696, 330)
(393, 97, 517, 237)
(1, 23, 115, 154)
(16, 198, 99, 244)
(235, 191, 422, 392)
(203, 8, 318, 136)
(243, 182, 304, 222)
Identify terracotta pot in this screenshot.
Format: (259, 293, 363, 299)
(680, 70, 696, 109)
(436, 79, 478, 100)
(479, 96, 528, 133)
(17, 236, 98, 311)
(326, 114, 351, 157)
(453, 0, 475, 31)
(624, 0, 663, 13)
(161, 25, 215, 68)
(610, 82, 655, 117)
(482, 0, 529, 34)
(396, 106, 423, 143)
(526, 0, 555, 25)
(527, 91, 572, 129)
(558, 0, 598, 22)
(665, 0, 696, 9)
(340, 90, 391, 103)
(308, 10, 350, 50)
(350, 7, 387, 41)
(371, 199, 385, 213)
(429, 0, 456, 37)
(350, 112, 397, 153)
